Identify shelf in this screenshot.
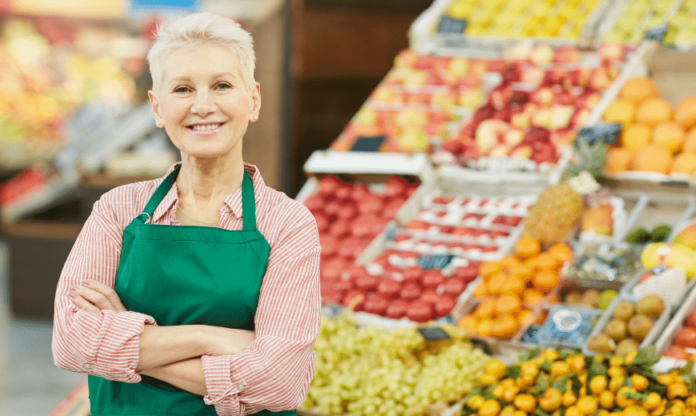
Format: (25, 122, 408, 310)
(303, 150, 430, 177)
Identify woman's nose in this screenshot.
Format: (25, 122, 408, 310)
(191, 90, 215, 116)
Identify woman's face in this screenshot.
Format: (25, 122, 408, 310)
(149, 43, 260, 160)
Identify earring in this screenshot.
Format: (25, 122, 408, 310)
(156, 121, 163, 128)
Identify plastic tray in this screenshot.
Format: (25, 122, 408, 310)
(582, 292, 672, 356)
(654, 283, 696, 374)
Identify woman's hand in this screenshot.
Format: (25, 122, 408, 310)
(202, 326, 256, 356)
(68, 280, 127, 313)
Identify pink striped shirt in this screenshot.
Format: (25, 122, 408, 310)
(52, 162, 321, 416)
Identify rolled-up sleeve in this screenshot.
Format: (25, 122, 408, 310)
(201, 209, 321, 416)
(52, 196, 157, 383)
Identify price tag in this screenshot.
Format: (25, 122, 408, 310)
(576, 124, 621, 146)
(417, 254, 455, 270)
(417, 327, 451, 342)
(129, 0, 200, 15)
(520, 325, 543, 345)
(437, 15, 468, 34)
(384, 223, 398, 241)
(644, 24, 669, 42)
(350, 136, 386, 152)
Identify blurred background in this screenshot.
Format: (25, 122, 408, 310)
(0, 0, 431, 413)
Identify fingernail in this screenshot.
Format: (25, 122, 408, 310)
(70, 285, 80, 291)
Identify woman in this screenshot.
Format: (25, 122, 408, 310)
(52, 12, 320, 416)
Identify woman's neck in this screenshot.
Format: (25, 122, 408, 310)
(176, 151, 245, 220)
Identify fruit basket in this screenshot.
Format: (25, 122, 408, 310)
(654, 283, 696, 373)
(564, 242, 645, 288)
(663, 0, 696, 49)
(409, 0, 614, 51)
(583, 292, 671, 357)
(595, 0, 682, 46)
(587, 43, 696, 184)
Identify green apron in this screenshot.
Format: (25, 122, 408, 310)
(88, 165, 295, 416)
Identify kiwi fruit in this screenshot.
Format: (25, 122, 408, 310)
(605, 319, 628, 341)
(615, 338, 640, 356)
(565, 291, 583, 304)
(613, 301, 635, 321)
(588, 333, 616, 354)
(581, 289, 601, 307)
(635, 294, 665, 317)
(628, 314, 654, 341)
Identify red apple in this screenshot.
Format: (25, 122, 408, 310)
(319, 175, 342, 196)
(406, 301, 434, 323)
(455, 264, 480, 283)
(403, 266, 424, 283)
(304, 194, 325, 213)
(355, 274, 379, 292)
(443, 278, 466, 297)
(553, 46, 580, 63)
(598, 42, 625, 62)
(400, 282, 423, 300)
(422, 270, 446, 289)
(420, 290, 441, 305)
(386, 299, 409, 319)
(363, 295, 389, 316)
(377, 278, 401, 299)
(351, 184, 371, 201)
(357, 194, 383, 214)
(434, 296, 457, 317)
(328, 219, 350, 237)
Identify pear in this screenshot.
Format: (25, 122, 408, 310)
(628, 314, 654, 341)
(613, 301, 635, 321)
(635, 294, 665, 317)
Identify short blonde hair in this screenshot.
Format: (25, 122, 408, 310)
(147, 12, 256, 93)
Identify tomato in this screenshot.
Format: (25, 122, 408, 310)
(357, 194, 383, 214)
(384, 176, 408, 198)
(422, 270, 445, 289)
(319, 234, 338, 258)
(385, 299, 408, 319)
(318, 175, 342, 196)
(400, 282, 422, 301)
(334, 183, 353, 201)
(328, 220, 350, 237)
(403, 266, 424, 283)
(455, 264, 480, 283)
(363, 295, 389, 316)
(323, 201, 342, 219)
(314, 213, 330, 233)
(350, 184, 370, 201)
(336, 205, 357, 221)
(332, 279, 353, 293)
(321, 258, 346, 281)
(303, 194, 324, 213)
(406, 301, 434, 322)
(443, 278, 466, 296)
(355, 274, 379, 292)
(420, 290, 440, 305)
(376, 278, 401, 299)
(337, 237, 363, 260)
(434, 296, 457, 317)
(383, 198, 405, 218)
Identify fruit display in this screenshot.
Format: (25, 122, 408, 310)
(436, 0, 604, 41)
(329, 50, 500, 153)
(302, 311, 490, 416)
(658, 287, 696, 363)
(438, 43, 627, 170)
(462, 347, 696, 416)
(304, 175, 418, 305)
(556, 283, 618, 310)
(640, 243, 696, 280)
(587, 294, 668, 356)
(626, 225, 673, 244)
(675, 220, 696, 251)
(664, 0, 696, 49)
(603, 76, 696, 178)
(600, 0, 675, 45)
(455, 235, 573, 341)
(0, 18, 138, 167)
(566, 243, 643, 284)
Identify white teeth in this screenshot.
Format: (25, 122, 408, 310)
(192, 124, 221, 131)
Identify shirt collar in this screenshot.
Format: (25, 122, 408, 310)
(151, 162, 265, 222)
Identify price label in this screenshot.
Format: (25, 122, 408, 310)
(129, 0, 200, 15)
(520, 325, 543, 345)
(576, 124, 621, 146)
(644, 24, 669, 42)
(417, 327, 451, 342)
(417, 254, 455, 270)
(350, 136, 386, 152)
(437, 15, 468, 34)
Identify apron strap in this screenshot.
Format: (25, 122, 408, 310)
(242, 170, 257, 231)
(138, 165, 181, 223)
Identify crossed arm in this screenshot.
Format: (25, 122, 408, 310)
(68, 279, 255, 396)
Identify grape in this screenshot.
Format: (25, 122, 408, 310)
(304, 313, 491, 416)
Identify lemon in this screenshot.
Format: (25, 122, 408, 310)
(598, 290, 618, 310)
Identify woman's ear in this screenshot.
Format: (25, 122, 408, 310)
(148, 90, 163, 127)
(250, 83, 261, 122)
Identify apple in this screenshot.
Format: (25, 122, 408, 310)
(332, 278, 353, 293)
(422, 270, 446, 289)
(475, 119, 509, 154)
(314, 213, 330, 233)
(686, 309, 696, 329)
(386, 299, 409, 319)
(406, 301, 434, 323)
(663, 345, 691, 361)
(508, 42, 534, 62)
(403, 70, 428, 87)
(675, 327, 696, 349)
(351, 184, 370, 201)
(443, 278, 466, 297)
(530, 44, 554, 65)
(565, 68, 591, 88)
(400, 282, 422, 301)
(377, 278, 401, 299)
(394, 49, 418, 68)
(520, 66, 546, 87)
(588, 66, 615, 90)
(550, 128, 575, 148)
(530, 87, 554, 106)
(414, 55, 436, 70)
(355, 274, 379, 292)
(489, 144, 512, 158)
(321, 291, 342, 306)
(320, 234, 339, 257)
(473, 105, 496, 122)
(397, 129, 430, 153)
(526, 126, 551, 143)
(357, 194, 382, 214)
(549, 105, 575, 130)
(553, 46, 580, 63)
(531, 109, 553, 129)
(363, 295, 389, 315)
(469, 59, 488, 75)
(328, 219, 350, 237)
(459, 73, 483, 88)
(500, 64, 522, 85)
(487, 59, 507, 73)
(489, 86, 513, 110)
(318, 176, 341, 196)
(434, 296, 457, 318)
(543, 68, 567, 86)
(598, 42, 625, 62)
(455, 264, 479, 283)
(407, 219, 429, 230)
(371, 86, 393, 103)
(459, 88, 485, 110)
(510, 144, 533, 159)
(447, 56, 470, 77)
(571, 108, 591, 128)
(443, 138, 465, 154)
(505, 127, 525, 147)
(576, 91, 602, 109)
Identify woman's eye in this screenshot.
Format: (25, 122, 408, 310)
(174, 86, 190, 93)
(216, 83, 231, 90)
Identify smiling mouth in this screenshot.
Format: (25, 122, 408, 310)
(187, 123, 225, 131)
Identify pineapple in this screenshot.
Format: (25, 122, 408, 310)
(524, 182, 585, 247)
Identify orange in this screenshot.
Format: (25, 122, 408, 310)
(605, 147, 633, 174)
(635, 98, 673, 127)
(487, 273, 508, 296)
(549, 243, 573, 264)
(473, 281, 488, 298)
(495, 293, 522, 315)
(523, 289, 545, 308)
(501, 276, 525, 295)
(671, 152, 696, 175)
(653, 122, 686, 154)
(476, 317, 494, 338)
(458, 315, 478, 332)
(492, 315, 520, 340)
(519, 309, 535, 326)
(499, 254, 522, 270)
(533, 270, 559, 293)
(619, 77, 660, 103)
(509, 263, 534, 284)
(620, 124, 652, 151)
(675, 96, 696, 129)
(603, 99, 636, 125)
(684, 128, 696, 153)
(480, 261, 503, 280)
(515, 235, 541, 259)
(474, 298, 497, 319)
(535, 253, 559, 271)
(630, 144, 673, 174)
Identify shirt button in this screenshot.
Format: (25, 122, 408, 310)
(83, 364, 92, 370)
(224, 207, 232, 214)
(238, 383, 245, 392)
